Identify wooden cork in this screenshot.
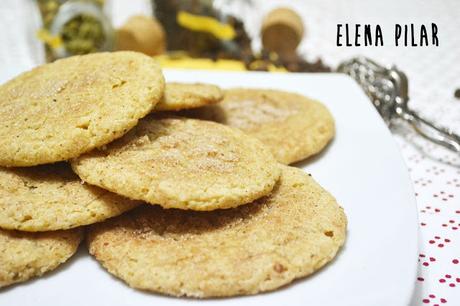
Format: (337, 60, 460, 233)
(116, 15, 166, 56)
(261, 7, 304, 57)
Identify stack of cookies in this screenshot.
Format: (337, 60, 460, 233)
(0, 51, 346, 298)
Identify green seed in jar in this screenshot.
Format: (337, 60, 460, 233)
(61, 14, 106, 55)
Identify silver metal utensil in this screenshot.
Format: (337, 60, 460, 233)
(338, 57, 460, 153)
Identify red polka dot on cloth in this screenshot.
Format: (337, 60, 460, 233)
(396, 134, 460, 305)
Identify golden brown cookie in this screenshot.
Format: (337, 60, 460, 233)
(181, 88, 335, 164)
(0, 227, 82, 288)
(0, 51, 164, 167)
(154, 82, 223, 111)
(72, 116, 280, 211)
(87, 165, 347, 298)
(0, 163, 140, 232)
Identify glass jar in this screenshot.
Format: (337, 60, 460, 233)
(38, 0, 114, 61)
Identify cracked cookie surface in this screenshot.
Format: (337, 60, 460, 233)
(0, 163, 140, 232)
(0, 51, 164, 167)
(72, 116, 280, 211)
(87, 165, 347, 297)
(0, 227, 82, 288)
(181, 88, 335, 164)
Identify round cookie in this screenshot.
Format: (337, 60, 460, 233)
(0, 163, 140, 232)
(87, 165, 347, 298)
(154, 82, 223, 111)
(182, 88, 335, 164)
(72, 116, 280, 211)
(0, 227, 82, 288)
(0, 51, 164, 167)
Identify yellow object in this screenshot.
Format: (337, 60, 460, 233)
(155, 53, 286, 72)
(177, 11, 236, 40)
(36, 29, 63, 49)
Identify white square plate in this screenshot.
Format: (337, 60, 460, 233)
(0, 71, 418, 306)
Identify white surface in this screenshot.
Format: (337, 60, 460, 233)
(0, 0, 45, 83)
(0, 71, 419, 306)
(243, 2, 459, 304)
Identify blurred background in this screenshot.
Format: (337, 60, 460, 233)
(1, 0, 458, 132)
